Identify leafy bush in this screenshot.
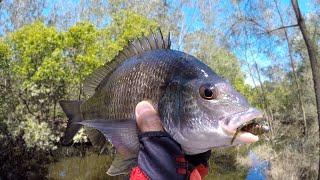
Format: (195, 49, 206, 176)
(20, 117, 60, 151)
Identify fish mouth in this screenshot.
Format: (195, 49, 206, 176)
(221, 108, 270, 144)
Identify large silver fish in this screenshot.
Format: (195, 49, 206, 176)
(59, 30, 268, 176)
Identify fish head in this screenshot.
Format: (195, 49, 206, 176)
(159, 55, 266, 155)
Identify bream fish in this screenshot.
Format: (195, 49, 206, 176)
(59, 30, 269, 176)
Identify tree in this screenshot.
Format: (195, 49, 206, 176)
(273, 0, 307, 135)
(291, 0, 320, 178)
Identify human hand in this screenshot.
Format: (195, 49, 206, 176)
(135, 101, 164, 132)
(133, 101, 209, 179)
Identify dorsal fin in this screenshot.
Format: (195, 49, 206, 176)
(84, 29, 171, 96)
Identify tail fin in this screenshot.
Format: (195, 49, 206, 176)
(59, 100, 83, 145)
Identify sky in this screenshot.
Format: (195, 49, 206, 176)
(0, 0, 314, 86)
(212, 0, 311, 86)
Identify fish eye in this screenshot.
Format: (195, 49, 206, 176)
(199, 84, 219, 100)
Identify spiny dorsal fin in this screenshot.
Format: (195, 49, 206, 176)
(84, 29, 171, 96)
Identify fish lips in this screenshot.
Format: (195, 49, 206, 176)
(220, 108, 264, 144)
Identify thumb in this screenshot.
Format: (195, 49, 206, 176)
(135, 101, 164, 132)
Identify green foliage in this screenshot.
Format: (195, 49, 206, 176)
(20, 117, 59, 151)
(102, 10, 158, 61)
(0, 39, 13, 136)
(0, 10, 159, 179)
(0, 39, 11, 70)
(8, 22, 67, 141)
(10, 21, 62, 84)
(32, 49, 67, 82)
(64, 22, 104, 83)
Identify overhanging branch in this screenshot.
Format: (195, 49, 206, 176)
(266, 24, 299, 34)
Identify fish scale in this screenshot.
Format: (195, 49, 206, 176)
(82, 51, 172, 121)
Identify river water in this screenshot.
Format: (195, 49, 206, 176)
(246, 151, 269, 180)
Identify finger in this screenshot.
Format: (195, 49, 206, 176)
(135, 101, 163, 132)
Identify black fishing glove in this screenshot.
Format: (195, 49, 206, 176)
(185, 150, 211, 168)
(136, 131, 188, 180)
(185, 150, 211, 178)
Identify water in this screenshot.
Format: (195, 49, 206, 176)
(48, 150, 269, 179)
(48, 153, 124, 180)
(246, 151, 269, 180)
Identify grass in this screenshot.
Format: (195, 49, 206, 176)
(206, 146, 249, 180)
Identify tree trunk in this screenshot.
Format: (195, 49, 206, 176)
(291, 0, 320, 178)
(274, 0, 307, 135)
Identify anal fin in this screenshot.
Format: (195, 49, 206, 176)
(78, 119, 139, 175)
(107, 154, 137, 176)
(78, 119, 139, 156)
(86, 128, 108, 149)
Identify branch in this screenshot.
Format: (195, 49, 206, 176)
(245, 18, 267, 31)
(266, 24, 299, 34)
(18, 91, 36, 117)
